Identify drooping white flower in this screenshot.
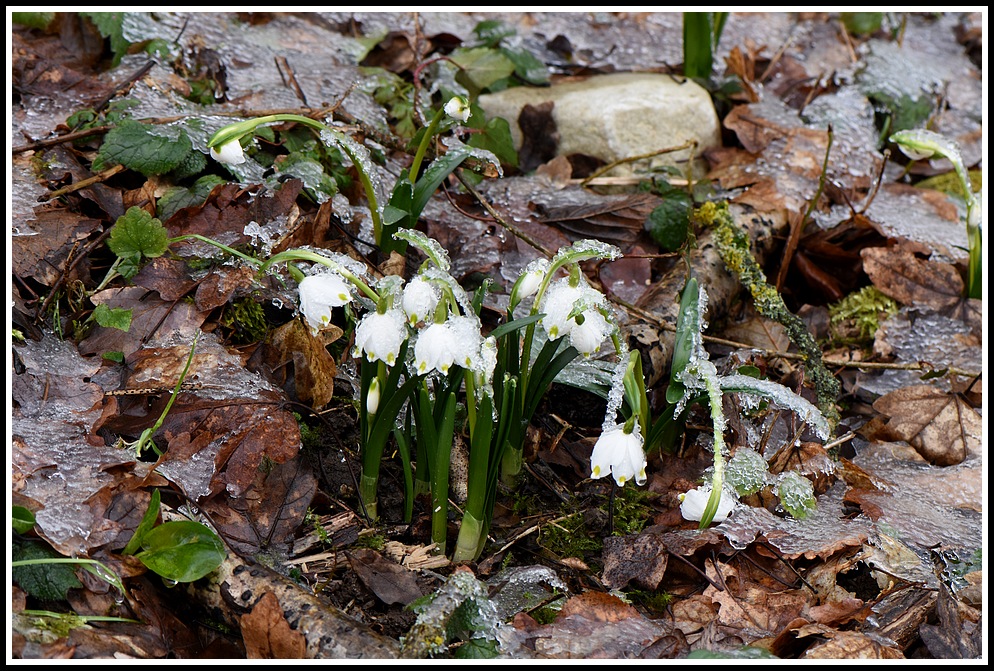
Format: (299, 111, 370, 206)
(209, 139, 246, 165)
(444, 96, 472, 123)
(402, 276, 440, 326)
(679, 486, 737, 524)
(539, 280, 587, 340)
(446, 315, 484, 371)
(354, 308, 407, 365)
(298, 273, 353, 333)
(590, 422, 647, 487)
(513, 259, 549, 304)
(414, 322, 459, 375)
(568, 307, 611, 356)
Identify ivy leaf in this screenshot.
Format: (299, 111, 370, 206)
(12, 541, 83, 601)
(92, 303, 133, 332)
(472, 19, 516, 47)
(135, 520, 226, 583)
(108, 206, 170, 265)
(94, 119, 193, 176)
(645, 192, 693, 251)
(501, 46, 550, 85)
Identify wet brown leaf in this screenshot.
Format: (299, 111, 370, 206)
(194, 264, 259, 312)
(346, 547, 423, 606)
(918, 585, 981, 659)
(871, 385, 981, 466)
(11, 205, 102, 286)
(535, 189, 659, 247)
(705, 560, 808, 638)
(558, 590, 640, 622)
(203, 456, 317, 556)
(268, 318, 341, 410)
(240, 590, 307, 659)
(799, 627, 904, 659)
(132, 257, 199, 301)
(861, 242, 964, 310)
(600, 532, 669, 590)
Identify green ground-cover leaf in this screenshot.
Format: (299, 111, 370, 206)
(12, 541, 83, 601)
(135, 520, 226, 583)
(94, 119, 193, 176)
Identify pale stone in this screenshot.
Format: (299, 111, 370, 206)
(478, 72, 721, 178)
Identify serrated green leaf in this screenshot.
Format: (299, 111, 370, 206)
(95, 119, 192, 176)
(450, 47, 516, 95)
(170, 148, 207, 180)
(136, 520, 226, 583)
(455, 637, 499, 659)
(12, 541, 83, 601)
(777, 471, 816, 520)
(108, 206, 169, 263)
(79, 12, 130, 66)
(157, 175, 227, 221)
(13, 505, 36, 534)
(92, 303, 133, 331)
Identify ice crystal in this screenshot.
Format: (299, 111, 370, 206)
(725, 448, 769, 496)
(720, 373, 832, 440)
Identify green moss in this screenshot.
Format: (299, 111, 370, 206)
(540, 513, 602, 557)
(827, 286, 898, 346)
(626, 588, 673, 614)
(610, 487, 654, 536)
(694, 202, 841, 429)
(354, 530, 386, 551)
(220, 296, 269, 344)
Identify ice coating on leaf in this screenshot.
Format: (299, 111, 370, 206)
(719, 373, 832, 440)
(890, 128, 960, 163)
(420, 266, 478, 324)
(393, 228, 451, 271)
(601, 342, 630, 432)
(486, 565, 567, 622)
(550, 238, 622, 267)
(402, 569, 498, 657)
(374, 274, 404, 305)
(243, 215, 290, 257)
(320, 128, 383, 214)
(296, 245, 370, 281)
(775, 471, 817, 520)
(725, 448, 769, 496)
(441, 136, 503, 177)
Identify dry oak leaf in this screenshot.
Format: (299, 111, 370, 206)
(871, 385, 982, 466)
(268, 318, 341, 410)
(240, 590, 307, 659)
(860, 243, 963, 311)
(346, 547, 423, 606)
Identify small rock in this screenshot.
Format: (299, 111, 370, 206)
(478, 72, 721, 178)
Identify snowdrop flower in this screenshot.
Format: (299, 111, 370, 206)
(354, 308, 407, 365)
(402, 276, 440, 326)
(590, 422, 647, 487)
(539, 280, 587, 340)
(446, 315, 485, 371)
(209, 138, 246, 165)
(679, 486, 737, 524)
(511, 259, 549, 306)
(444, 96, 472, 123)
(568, 307, 611, 356)
(298, 273, 353, 333)
(414, 322, 459, 375)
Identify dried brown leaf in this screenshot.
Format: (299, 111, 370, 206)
(800, 628, 904, 659)
(240, 590, 307, 659)
(269, 318, 341, 410)
(558, 591, 641, 623)
(11, 206, 102, 286)
(861, 243, 963, 310)
(600, 532, 669, 590)
(871, 385, 981, 466)
(346, 548, 423, 606)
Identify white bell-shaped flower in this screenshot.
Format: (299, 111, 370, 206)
(568, 307, 611, 356)
(446, 315, 484, 371)
(444, 96, 472, 123)
(298, 273, 353, 333)
(209, 139, 246, 165)
(679, 486, 737, 524)
(402, 276, 440, 326)
(512, 259, 549, 304)
(539, 279, 586, 340)
(590, 422, 647, 487)
(414, 322, 459, 375)
(354, 308, 407, 366)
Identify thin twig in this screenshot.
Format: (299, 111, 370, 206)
(580, 140, 698, 186)
(42, 164, 126, 201)
(453, 169, 554, 257)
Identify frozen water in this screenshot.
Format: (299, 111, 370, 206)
(720, 373, 832, 440)
(725, 447, 769, 496)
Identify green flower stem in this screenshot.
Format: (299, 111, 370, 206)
(209, 113, 383, 245)
(261, 249, 379, 302)
(168, 234, 262, 267)
(698, 363, 727, 529)
(453, 511, 485, 563)
(129, 332, 199, 457)
(967, 219, 981, 299)
(358, 472, 379, 522)
(408, 108, 446, 184)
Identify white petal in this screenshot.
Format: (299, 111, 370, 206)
(355, 309, 407, 365)
(569, 309, 610, 355)
(299, 273, 353, 333)
(402, 276, 440, 325)
(209, 139, 246, 165)
(680, 486, 737, 523)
